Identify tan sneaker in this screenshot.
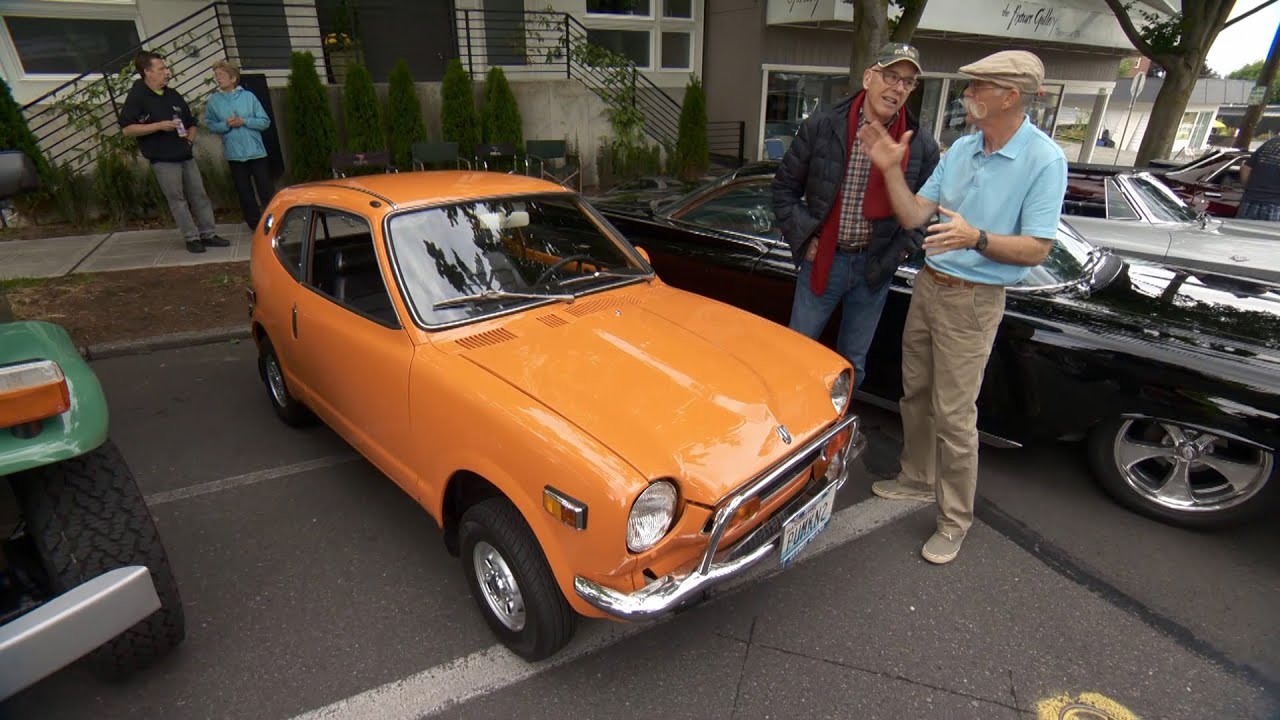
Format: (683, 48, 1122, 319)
(870, 479, 933, 502)
(921, 530, 964, 564)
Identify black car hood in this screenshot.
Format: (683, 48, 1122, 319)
(1086, 258, 1280, 357)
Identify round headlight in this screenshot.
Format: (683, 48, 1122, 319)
(831, 368, 852, 414)
(627, 481, 678, 552)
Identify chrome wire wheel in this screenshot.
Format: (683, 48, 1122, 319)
(1110, 419, 1273, 513)
(264, 353, 288, 408)
(473, 541, 526, 632)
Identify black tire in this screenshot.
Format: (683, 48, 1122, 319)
(11, 439, 185, 678)
(257, 336, 313, 427)
(1087, 417, 1278, 529)
(459, 498, 576, 660)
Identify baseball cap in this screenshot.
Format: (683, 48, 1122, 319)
(873, 43, 922, 73)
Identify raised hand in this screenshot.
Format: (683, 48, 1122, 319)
(858, 123, 913, 174)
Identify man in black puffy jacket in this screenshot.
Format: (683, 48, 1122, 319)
(772, 43, 940, 390)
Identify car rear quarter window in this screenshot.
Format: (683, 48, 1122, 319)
(274, 207, 311, 279)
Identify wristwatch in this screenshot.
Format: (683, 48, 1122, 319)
(975, 229, 989, 252)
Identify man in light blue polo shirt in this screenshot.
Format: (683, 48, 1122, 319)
(859, 50, 1067, 564)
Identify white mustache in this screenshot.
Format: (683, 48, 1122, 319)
(963, 97, 989, 120)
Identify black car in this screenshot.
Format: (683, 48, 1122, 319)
(593, 162, 1280, 529)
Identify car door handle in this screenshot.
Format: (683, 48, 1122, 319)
(292, 303, 298, 339)
(1202, 192, 1222, 199)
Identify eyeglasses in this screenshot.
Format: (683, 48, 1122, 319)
(872, 68, 919, 91)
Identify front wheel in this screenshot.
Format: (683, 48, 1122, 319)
(1087, 417, 1277, 529)
(459, 498, 576, 660)
(11, 439, 185, 678)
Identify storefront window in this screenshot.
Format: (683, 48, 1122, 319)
(587, 0, 651, 16)
(935, 79, 1063, 152)
(1028, 84, 1063, 137)
(905, 78, 945, 141)
(763, 71, 849, 157)
(586, 29, 650, 68)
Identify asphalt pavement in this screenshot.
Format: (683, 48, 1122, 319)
(1, 341, 1276, 720)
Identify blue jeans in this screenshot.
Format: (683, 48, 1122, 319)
(789, 250, 893, 389)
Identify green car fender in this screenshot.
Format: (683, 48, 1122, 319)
(0, 321, 109, 476)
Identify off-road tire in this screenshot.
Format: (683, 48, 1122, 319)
(460, 498, 576, 660)
(10, 439, 185, 678)
(257, 336, 314, 427)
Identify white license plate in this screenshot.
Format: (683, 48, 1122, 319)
(779, 484, 837, 566)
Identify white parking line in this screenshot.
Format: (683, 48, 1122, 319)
(290, 496, 923, 720)
(145, 455, 362, 506)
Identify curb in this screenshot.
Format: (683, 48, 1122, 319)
(81, 325, 252, 360)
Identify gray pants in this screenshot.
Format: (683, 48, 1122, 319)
(152, 159, 217, 242)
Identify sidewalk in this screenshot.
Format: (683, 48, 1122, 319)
(0, 223, 252, 281)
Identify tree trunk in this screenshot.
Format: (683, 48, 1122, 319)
(849, 0, 889, 93)
(1135, 63, 1196, 167)
(890, 0, 928, 43)
(1235, 19, 1280, 149)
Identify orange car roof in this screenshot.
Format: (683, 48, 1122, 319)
(290, 171, 571, 209)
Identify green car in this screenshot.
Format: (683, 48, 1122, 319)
(0, 152, 184, 699)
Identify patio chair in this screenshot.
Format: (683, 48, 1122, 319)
(525, 140, 581, 191)
(330, 151, 397, 178)
(472, 142, 526, 174)
(411, 141, 473, 171)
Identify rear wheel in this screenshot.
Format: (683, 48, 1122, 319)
(11, 439, 185, 677)
(1087, 417, 1277, 529)
(257, 336, 313, 427)
(459, 498, 576, 660)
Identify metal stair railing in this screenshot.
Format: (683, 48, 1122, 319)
(21, 0, 323, 172)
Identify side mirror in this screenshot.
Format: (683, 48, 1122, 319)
(0, 151, 41, 200)
(634, 246, 651, 262)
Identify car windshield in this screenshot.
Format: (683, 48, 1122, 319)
(1127, 174, 1200, 224)
(387, 195, 651, 327)
(1012, 221, 1099, 289)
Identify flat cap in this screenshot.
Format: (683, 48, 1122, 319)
(959, 50, 1044, 94)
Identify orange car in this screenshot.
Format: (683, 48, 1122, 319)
(247, 172, 863, 659)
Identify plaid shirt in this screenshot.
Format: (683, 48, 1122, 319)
(837, 110, 877, 252)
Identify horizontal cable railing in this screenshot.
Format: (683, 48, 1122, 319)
(22, 0, 324, 171)
(453, 8, 737, 158)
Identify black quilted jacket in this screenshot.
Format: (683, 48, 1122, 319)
(771, 93, 940, 291)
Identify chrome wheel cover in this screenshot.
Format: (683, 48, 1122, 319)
(473, 541, 526, 631)
(265, 354, 288, 408)
(1111, 419, 1273, 513)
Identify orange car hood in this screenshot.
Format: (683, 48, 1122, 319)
(457, 290, 840, 504)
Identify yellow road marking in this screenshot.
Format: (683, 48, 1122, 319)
(1035, 692, 1142, 720)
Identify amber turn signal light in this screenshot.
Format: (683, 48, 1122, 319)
(543, 486, 588, 530)
(0, 360, 71, 429)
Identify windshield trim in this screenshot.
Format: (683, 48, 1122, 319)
(382, 192, 651, 332)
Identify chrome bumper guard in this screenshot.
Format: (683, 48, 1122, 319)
(574, 414, 862, 621)
(0, 566, 160, 700)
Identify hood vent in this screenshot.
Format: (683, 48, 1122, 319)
(565, 294, 641, 317)
(536, 314, 568, 328)
(455, 327, 518, 350)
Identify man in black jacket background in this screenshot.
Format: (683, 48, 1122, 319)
(119, 51, 227, 254)
(772, 43, 940, 390)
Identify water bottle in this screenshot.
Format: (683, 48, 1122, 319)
(173, 113, 187, 138)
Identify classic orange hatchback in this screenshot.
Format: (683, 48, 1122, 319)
(247, 172, 863, 659)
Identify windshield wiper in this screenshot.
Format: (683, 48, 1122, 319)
(553, 269, 653, 287)
(432, 289, 575, 310)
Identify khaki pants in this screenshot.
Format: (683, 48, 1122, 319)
(898, 268, 1004, 536)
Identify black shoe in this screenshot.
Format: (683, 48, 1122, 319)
(201, 234, 230, 247)
(185, 240, 206, 254)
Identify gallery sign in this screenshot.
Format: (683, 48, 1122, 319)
(766, 0, 853, 25)
(916, 0, 1138, 48)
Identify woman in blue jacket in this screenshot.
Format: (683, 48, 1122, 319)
(205, 61, 275, 230)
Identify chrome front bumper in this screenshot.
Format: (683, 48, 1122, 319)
(0, 566, 160, 700)
(574, 414, 863, 621)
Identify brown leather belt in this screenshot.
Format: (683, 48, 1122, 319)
(923, 263, 993, 290)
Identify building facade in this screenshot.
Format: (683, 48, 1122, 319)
(704, 0, 1174, 163)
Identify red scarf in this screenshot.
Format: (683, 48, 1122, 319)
(810, 91, 910, 295)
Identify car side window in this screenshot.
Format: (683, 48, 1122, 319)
(308, 209, 400, 328)
(1105, 179, 1140, 221)
(676, 181, 781, 241)
(274, 207, 311, 279)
